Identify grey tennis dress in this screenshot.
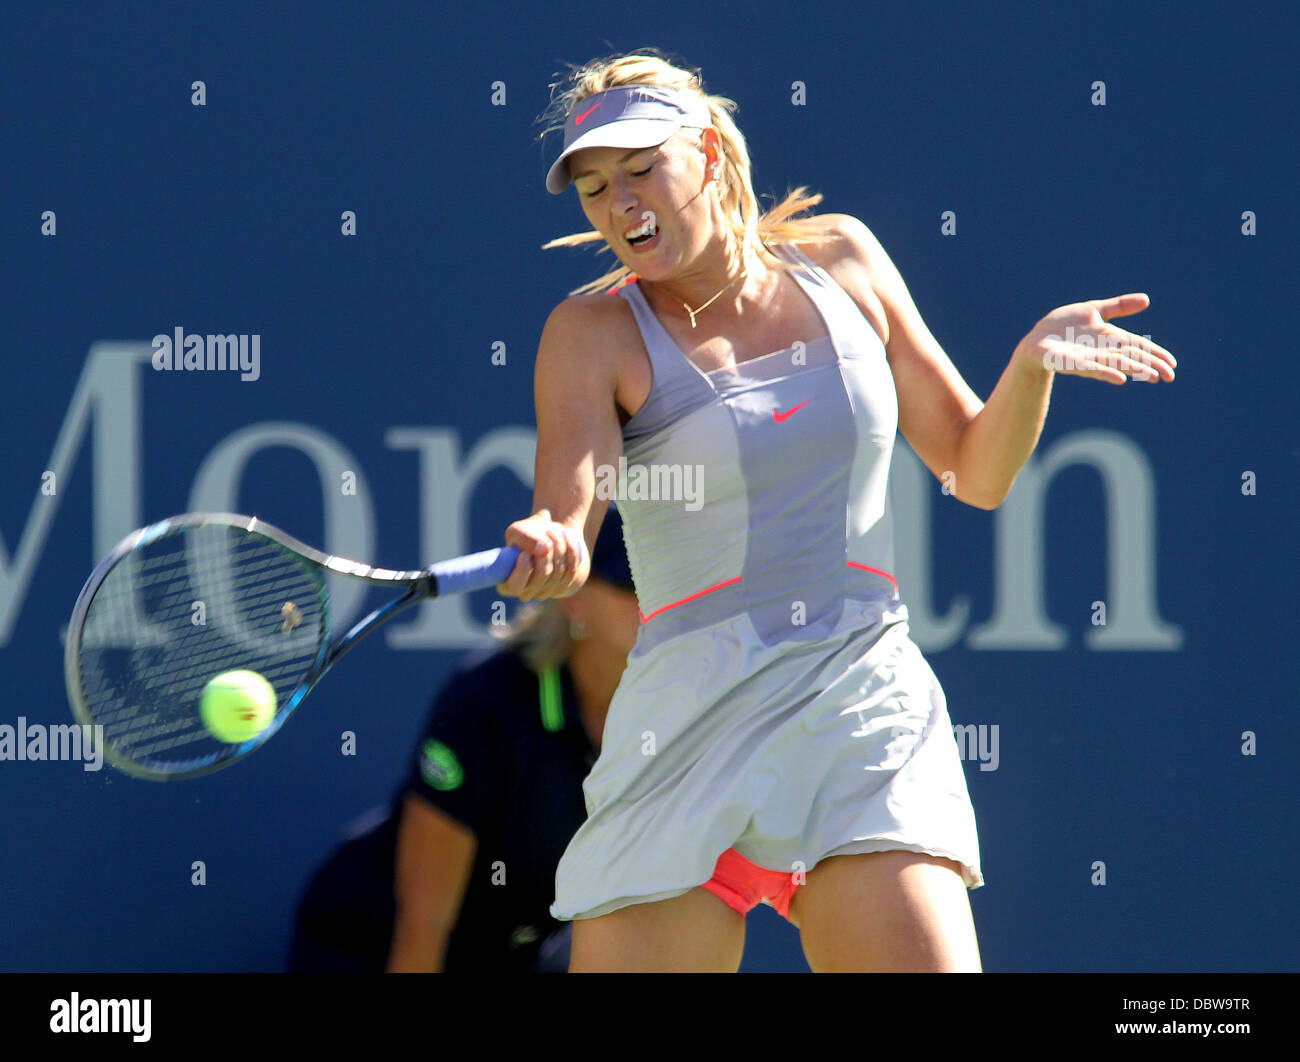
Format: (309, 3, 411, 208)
(550, 243, 983, 921)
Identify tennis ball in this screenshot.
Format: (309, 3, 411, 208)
(199, 670, 277, 743)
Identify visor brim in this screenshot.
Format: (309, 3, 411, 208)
(546, 117, 690, 194)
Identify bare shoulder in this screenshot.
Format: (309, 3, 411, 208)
(540, 291, 641, 367)
(792, 213, 889, 272)
(791, 214, 893, 346)
(537, 288, 648, 421)
(543, 289, 640, 341)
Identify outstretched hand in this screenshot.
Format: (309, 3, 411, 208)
(1016, 293, 1176, 385)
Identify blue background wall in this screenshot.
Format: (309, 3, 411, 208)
(1, 1, 1295, 972)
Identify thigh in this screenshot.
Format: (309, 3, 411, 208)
(789, 851, 981, 972)
(569, 887, 746, 972)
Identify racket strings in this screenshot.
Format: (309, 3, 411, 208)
(76, 526, 326, 771)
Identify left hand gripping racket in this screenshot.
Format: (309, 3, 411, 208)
(64, 513, 519, 780)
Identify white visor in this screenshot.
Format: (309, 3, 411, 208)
(546, 85, 712, 194)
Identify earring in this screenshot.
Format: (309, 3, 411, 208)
(569, 619, 589, 640)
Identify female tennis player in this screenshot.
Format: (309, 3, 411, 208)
(499, 51, 1175, 973)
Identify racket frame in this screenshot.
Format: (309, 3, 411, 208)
(64, 512, 500, 780)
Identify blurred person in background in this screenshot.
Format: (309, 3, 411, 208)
(288, 505, 639, 972)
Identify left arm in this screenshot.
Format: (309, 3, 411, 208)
(950, 341, 1056, 510)
(953, 291, 1176, 507)
(812, 215, 1176, 509)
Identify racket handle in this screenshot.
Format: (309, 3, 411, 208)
(430, 545, 521, 596)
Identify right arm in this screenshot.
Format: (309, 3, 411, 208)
(386, 793, 477, 973)
(499, 297, 626, 601)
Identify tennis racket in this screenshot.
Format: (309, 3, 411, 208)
(64, 512, 519, 781)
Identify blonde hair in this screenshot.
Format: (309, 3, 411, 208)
(540, 50, 834, 295)
(489, 599, 572, 673)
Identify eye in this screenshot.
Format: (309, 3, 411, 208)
(630, 164, 654, 177)
(580, 186, 605, 199)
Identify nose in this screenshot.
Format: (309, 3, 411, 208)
(608, 175, 639, 217)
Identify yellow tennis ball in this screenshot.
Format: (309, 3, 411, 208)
(199, 670, 277, 743)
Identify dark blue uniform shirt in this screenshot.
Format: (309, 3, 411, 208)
(405, 647, 597, 970)
(288, 647, 597, 972)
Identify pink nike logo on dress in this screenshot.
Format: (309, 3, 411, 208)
(574, 102, 601, 125)
(773, 400, 810, 423)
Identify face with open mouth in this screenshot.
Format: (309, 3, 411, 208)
(623, 212, 660, 250)
(569, 131, 710, 277)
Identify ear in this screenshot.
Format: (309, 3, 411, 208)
(699, 126, 723, 171)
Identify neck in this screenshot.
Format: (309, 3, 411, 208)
(566, 640, 623, 751)
(642, 229, 758, 322)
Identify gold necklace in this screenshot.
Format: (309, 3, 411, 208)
(681, 269, 747, 328)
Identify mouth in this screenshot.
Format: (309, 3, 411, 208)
(623, 217, 660, 251)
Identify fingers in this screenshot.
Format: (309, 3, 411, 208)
(1042, 339, 1163, 384)
(497, 550, 537, 599)
(1042, 339, 1128, 384)
(1115, 342, 1173, 382)
(498, 517, 587, 600)
(1044, 329, 1176, 384)
(1093, 292, 1151, 321)
(1077, 340, 1164, 382)
(1096, 320, 1176, 374)
(1032, 295, 1176, 385)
